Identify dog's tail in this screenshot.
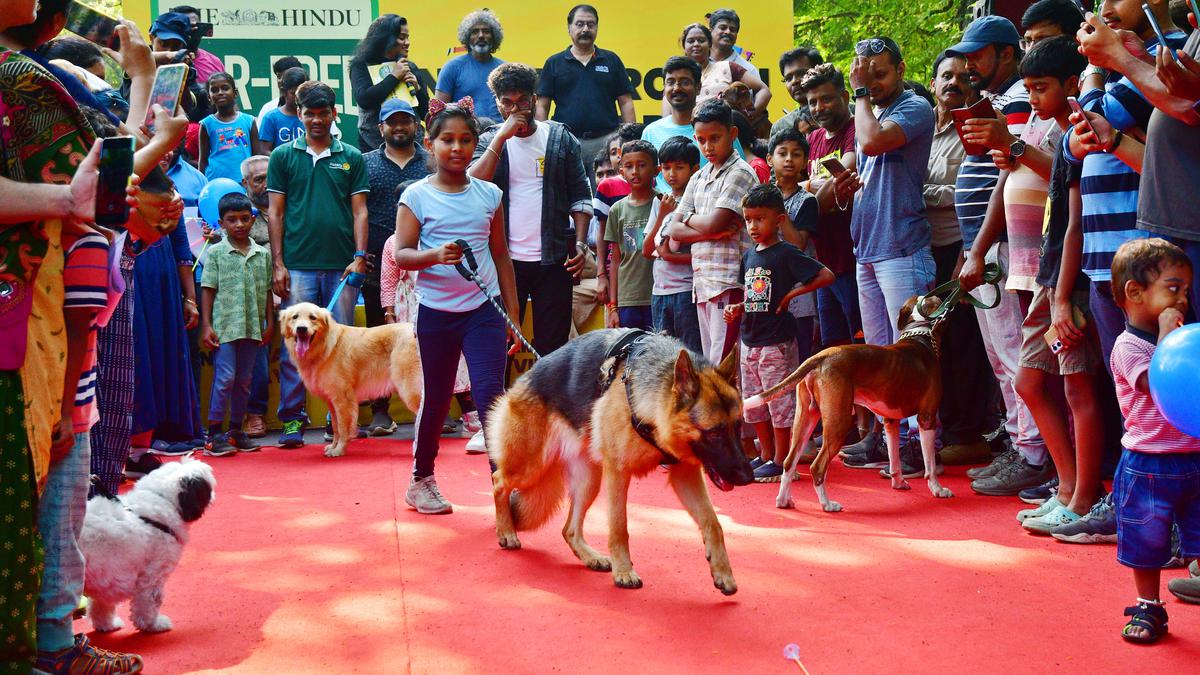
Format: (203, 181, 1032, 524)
(511, 463, 566, 531)
(744, 352, 826, 410)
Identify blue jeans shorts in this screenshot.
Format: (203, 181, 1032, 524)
(1114, 449, 1200, 569)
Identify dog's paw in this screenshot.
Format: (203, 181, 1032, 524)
(775, 495, 795, 509)
(324, 445, 345, 458)
(891, 478, 911, 491)
(90, 616, 124, 633)
(613, 569, 643, 589)
(584, 555, 612, 572)
(712, 572, 738, 596)
(497, 532, 521, 550)
(821, 501, 843, 513)
(931, 485, 954, 499)
(136, 614, 173, 633)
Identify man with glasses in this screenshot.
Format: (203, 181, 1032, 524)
(771, 46, 824, 138)
(1020, 0, 1085, 48)
(949, 15, 1052, 495)
(832, 36, 937, 471)
(471, 62, 593, 359)
(535, 4, 636, 177)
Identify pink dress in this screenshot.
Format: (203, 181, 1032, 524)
(381, 235, 471, 394)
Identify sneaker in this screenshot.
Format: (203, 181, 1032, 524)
(465, 430, 487, 455)
(843, 434, 889, 469)
(938, 440, 991, 465)
(1022, 504, 1082, 535)
(1016, 494, 1062, 523)
(278, 420, 305, 449)
(243, 414, 267, 438)
(1051, 493, 1116, 544)
(227, 429, 260, 452)
(146, 439, 194, 456)
(1168, 575, 1200, 604)
(368, 410, 397, 436)
(123, 453, 162, 479)
(970, 458, 1053, 496)
(461, 410, 482, 434)
(34, 633, 143, 674)
(405, 475, 453, 514)
(966, 446, 1018, 480)
(839, 429, 880, 459)
(203, 433, 237, 457)
(1019, 476, 1060, 505)
(323, 424, 368, 442)
(748, 456, 766, 471)
(753, 460, 784, 482)
(878, 438, 944, 479)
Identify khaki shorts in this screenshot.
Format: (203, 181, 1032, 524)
(1018, 285, 1102, 376)
(741, 340, 800, 428)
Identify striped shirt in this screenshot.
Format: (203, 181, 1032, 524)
(676, 154, 757, 303)
(62, 229, 111, 433)
(1067, 31, 1187, 282)
(1003, 118, 1062, 292)
(1111, 327, 1200, 453)
(955, 75, 1032, 251)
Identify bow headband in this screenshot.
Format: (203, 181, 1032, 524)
(425, 96, 475, 127)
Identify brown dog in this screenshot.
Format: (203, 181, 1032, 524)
(744, 296, 952, 512)
(720, 81, 770, 139)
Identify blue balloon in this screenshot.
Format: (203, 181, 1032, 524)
(1149, 323, 1200, 437)
(197, 178, 246, 227)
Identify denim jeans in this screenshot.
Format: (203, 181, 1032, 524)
(36, 432, 91, 652)
(277, 269, 358, 423)
(856, 247, 935, 347)
(969, 242, 1048, 465)
(617, 305, 653, 331)
(652, 291, 703, 353)
(413, 301, 507, 477)
(247, 342, 269, 416)
(209, 338, 260, 426)
(816, 270, 862, 346)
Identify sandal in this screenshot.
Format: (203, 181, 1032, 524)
(1122, 602, 1168, 644)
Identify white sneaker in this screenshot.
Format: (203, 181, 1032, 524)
(465, 430, 487, 455)
(1016, 495, 1063, 523)
(405, 475, 453, 514)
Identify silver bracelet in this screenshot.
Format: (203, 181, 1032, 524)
(485, 145, 500, 159)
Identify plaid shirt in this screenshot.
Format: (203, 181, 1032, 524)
(676, 154, 757, 302)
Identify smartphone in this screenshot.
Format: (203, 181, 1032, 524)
(1143, 3, 1181, 63)
(1044, 326, 1066, 354)
(1066, 96, 1098, 138)
(144, 63, 188, 131)
(63, 2, 120, 50)
(820, 157, 847, 177)
(95, 137, 135, 227)
(185, 22, 213, 53)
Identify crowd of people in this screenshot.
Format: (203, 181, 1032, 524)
(3, 0, 1200, 670)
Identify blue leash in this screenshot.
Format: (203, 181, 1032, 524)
(326, 272, 365, 312)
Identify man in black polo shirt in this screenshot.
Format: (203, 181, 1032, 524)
(535, 3, 635, 178)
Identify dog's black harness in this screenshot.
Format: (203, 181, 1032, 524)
(90, 476, 184, 544)
(600, 330, 678, 465)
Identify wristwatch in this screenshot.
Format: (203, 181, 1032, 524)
(853, 86, 869, 100)
(1008, 139, 1027, 165)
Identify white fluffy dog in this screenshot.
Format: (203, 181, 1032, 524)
(80, 458, 216, 633)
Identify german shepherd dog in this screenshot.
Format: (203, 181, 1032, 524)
(488, 329, 754, 595)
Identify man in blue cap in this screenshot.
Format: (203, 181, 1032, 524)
(149, 11, 190, 57)
(361, 98, 430, 436)
(950, 14, 1052, 496)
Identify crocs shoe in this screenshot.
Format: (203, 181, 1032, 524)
(1017, 496, 1063, 523)
(1022, 504, 1081, 535)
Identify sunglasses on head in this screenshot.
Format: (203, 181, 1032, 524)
(855, 39, 899, 58)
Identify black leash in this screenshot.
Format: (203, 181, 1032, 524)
(600, 330, 677, 464)
(452, 239, 541, 359)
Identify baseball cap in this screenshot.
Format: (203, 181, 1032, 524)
(380, 98, 417, 122)
(947, 15, 1021, 56)
(150, 12, 191, 44)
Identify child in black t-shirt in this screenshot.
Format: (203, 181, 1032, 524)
(724, 184, 833, 482)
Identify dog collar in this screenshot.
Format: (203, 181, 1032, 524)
(898, 323, 939, 356)
(90, 476, 185, 544)
(600, 330, 679, 465)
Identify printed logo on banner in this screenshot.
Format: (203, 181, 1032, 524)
(185, 0, 373, 40)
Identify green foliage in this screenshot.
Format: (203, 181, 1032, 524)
(793, 0, 977, 81)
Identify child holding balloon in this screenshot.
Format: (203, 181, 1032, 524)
(1107, 238, 1199, 645)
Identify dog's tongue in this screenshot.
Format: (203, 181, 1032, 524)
(296, 334, 310, 359)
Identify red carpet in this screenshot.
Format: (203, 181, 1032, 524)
(83, 436, 1200, 673)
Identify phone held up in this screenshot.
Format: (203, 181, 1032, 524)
(63, 3, 121, 50)
(95, 137, 136, 227)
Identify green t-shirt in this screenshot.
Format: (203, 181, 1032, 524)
(200, 239, 273, 343)
(266, 137, 370, 271)
(604, 196, 655, 307)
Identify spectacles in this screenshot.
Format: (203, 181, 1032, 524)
(855, 39, 899, 58)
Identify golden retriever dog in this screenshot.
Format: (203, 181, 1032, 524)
(278, 302, 422, 456)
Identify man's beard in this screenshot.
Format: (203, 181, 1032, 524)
(386, 134, 414, 150)
(250, 191, 268, 209)
(470, 43, 491, 56)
